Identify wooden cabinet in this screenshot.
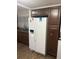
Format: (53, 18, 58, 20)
(31, 8, 49, 17)
(47, 7, 60, 57)
(47, 28, 58, 56)
(48, 7, 59, 25)
(17, 31, 29, 46)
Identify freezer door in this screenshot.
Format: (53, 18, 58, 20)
(29, 18, 36, 51)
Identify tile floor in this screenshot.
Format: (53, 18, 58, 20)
(17, 42, 56, 59)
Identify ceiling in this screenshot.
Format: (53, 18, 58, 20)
(17, 0, 61, 16)
(17, 0, 61, 9)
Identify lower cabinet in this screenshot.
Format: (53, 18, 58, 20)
(17, 31, 29, 46)
(46, 28, 58, 57)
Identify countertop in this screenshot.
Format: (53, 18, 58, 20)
(17, 28, 28, 32)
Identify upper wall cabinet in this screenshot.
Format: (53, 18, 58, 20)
(31, 8, 49, 17)
(48, 7, 59, 25)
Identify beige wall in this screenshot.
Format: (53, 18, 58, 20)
(17, 16, 28, 29)
(17, 6, 29, 29)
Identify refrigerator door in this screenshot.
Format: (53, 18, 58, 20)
(34, 17, 47, 55)
(29, 31, 35, 50)
(29, 18, 36, 51)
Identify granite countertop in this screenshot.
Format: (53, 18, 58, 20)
(17, 28, 28, 32)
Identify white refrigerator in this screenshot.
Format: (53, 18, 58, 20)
(29, 17, 47, 55)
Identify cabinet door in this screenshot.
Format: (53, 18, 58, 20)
(47, 29, 58, 56)
(17, 31, 21, 42)
(21, 32, 29, 45)
(48, 7, 59, 25)
(32, 8, 49, 16)
(17, 31, 29, 46)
